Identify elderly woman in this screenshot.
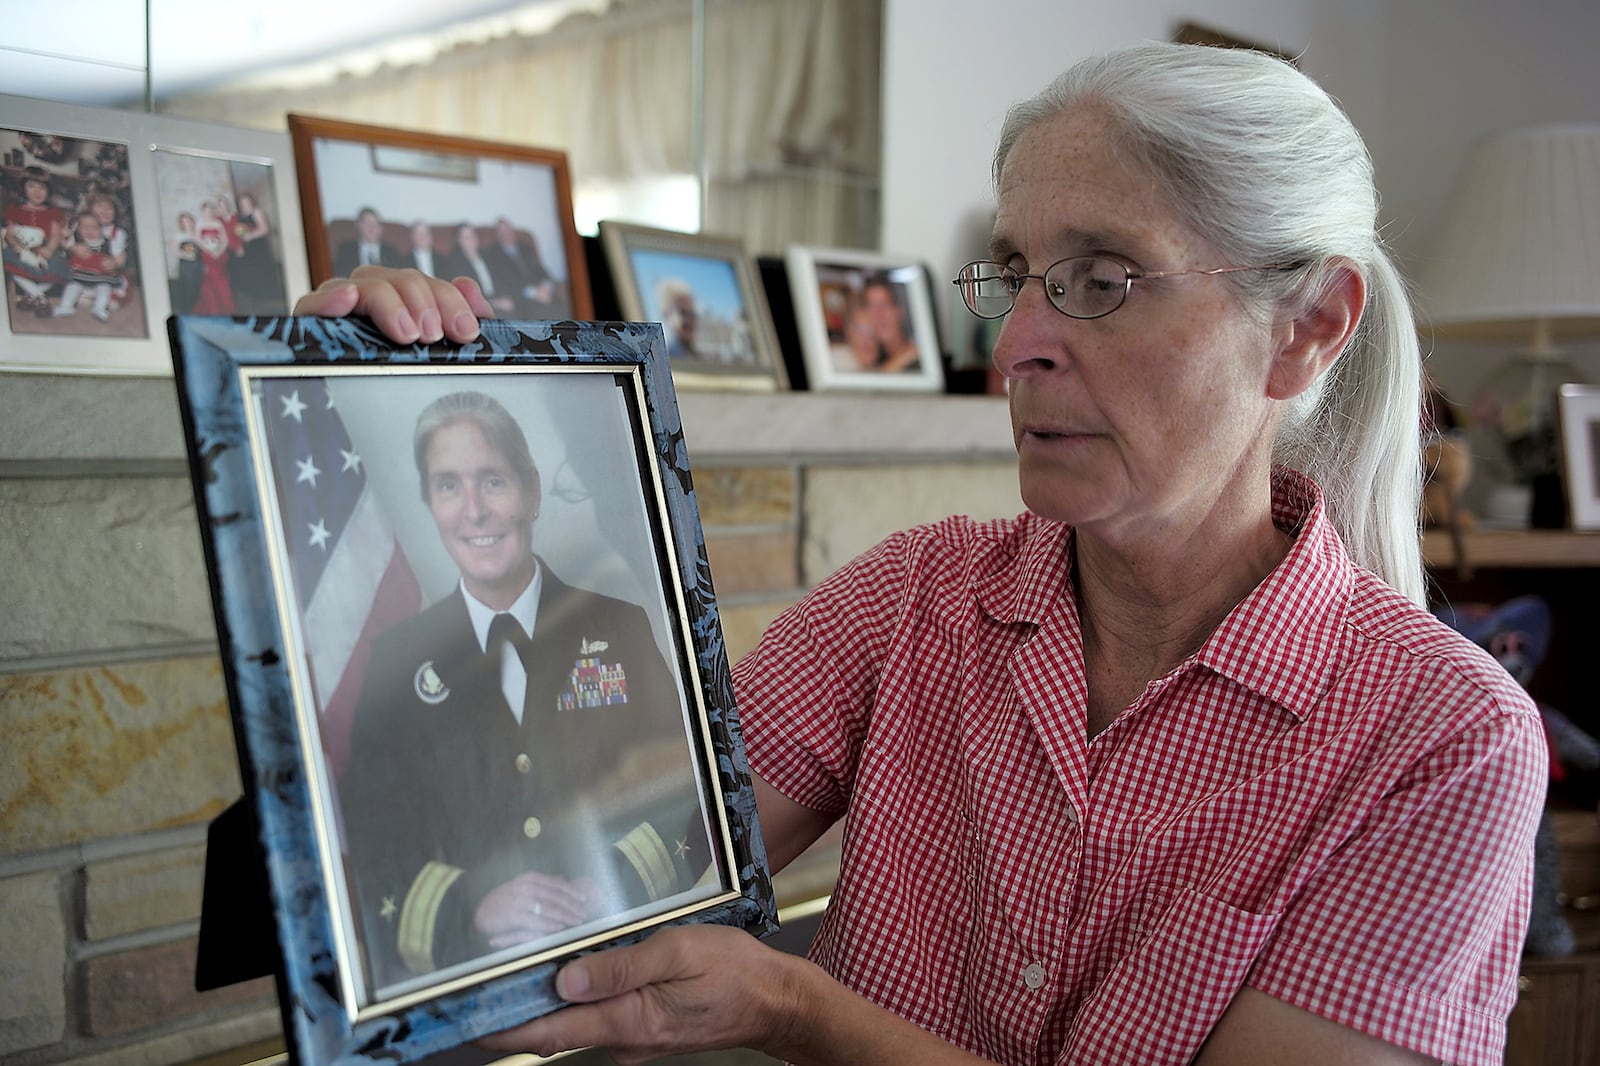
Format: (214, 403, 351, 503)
(295, 41, 1544, 1066)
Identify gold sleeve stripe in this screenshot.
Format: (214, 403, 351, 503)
(613, 822, 675, 902)
(398, 861, 464, 974)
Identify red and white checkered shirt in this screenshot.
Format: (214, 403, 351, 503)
(734, 469, 1546, 1066)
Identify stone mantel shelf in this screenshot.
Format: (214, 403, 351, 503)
(0, 374, 1017, 470)
(678, 390, 1014, 463)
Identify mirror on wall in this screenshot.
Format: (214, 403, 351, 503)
(0, 0, 882, 251)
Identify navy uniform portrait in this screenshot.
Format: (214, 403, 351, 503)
(339, 390, 711, 993)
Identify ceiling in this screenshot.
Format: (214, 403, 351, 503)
(0, 0, 593, 107)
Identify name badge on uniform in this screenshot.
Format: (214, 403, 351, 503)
(559, 637, 628, 711)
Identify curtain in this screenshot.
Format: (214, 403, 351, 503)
(158, 0, 881, 251)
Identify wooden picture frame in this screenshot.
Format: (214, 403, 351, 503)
(168, 314, 775, 1065)
(1173, 22, 1297, 65)
(287, 115, 591, 319)
(784, 245, 944, 393)
(599, 220, 786, 391)
(0, 94, 308, 374)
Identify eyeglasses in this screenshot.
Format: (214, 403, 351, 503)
(951, 257, 1297, 321)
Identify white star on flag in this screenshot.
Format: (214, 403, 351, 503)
(258, 376, 420, 781)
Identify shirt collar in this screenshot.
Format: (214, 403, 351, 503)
(461, 558, 542, 652)
(972, 512, 1073, 627)
(975, 468, 1352, 721)
(1190, 468, 1352, 720)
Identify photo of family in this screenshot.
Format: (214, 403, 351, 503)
(2, 126, 148, 339)
(290, 115, 591, 319)
(328, 207, 567, 319)
(152, 148, 289, 317)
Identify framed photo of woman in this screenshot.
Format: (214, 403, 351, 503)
(168, 313, 775, 1066)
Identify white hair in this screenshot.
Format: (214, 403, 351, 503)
(994, 41, 1424, 604)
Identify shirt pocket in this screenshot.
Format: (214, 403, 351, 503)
(1064, 889, 1282, 1066)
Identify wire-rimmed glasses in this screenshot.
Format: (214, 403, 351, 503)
(952, 257, 1297, 321)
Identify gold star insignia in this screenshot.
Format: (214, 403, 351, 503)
(674, 838, 692, 858)
(381, 896, 397, 921)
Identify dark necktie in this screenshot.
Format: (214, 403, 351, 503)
(487, 612, 530, 668)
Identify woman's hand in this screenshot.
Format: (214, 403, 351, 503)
(291, 266, 494, 346)
(480, 924, 805, 1064)
(482, 920, 997, 1066)
(473, 871, 600, 949)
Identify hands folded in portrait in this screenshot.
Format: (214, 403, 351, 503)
(473, 871, 609, 950)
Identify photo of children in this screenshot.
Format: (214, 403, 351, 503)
(152, 149, 289, 317)
(2, 127, 148, 339)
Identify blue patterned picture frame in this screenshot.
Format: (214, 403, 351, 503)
(169, 315, 776, 1065)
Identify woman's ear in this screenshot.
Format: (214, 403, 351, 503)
(1266, 260, 1365, 400)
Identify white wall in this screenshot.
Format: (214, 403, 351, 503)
(1377, 0, 1600, 406)
(880, 0, 1600, 401)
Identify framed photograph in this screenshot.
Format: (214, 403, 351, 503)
(784, 245, 944, 393)
(1172, 22, 1297, 64)
(288, 115, 591, 320)
(0, 94, 308, 374)
(152, 147, 292, 317)
(1557, 383, 1600, 529)
(168, 315, 775, 1065)
(599, 221, 786, 391)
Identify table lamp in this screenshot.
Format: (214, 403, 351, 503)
(1416, 123, 1600, 527)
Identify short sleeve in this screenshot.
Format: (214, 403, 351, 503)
(732, 531, 920, 817)
(1247, 708, 1548, 1066)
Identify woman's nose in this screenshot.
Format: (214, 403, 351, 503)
(989, 280, 1067, 379)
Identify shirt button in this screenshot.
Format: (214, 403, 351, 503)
(1023, 962, 1047, 990)
(515, 753, 532, 773)
(523, 816, 542, 839)
(1063, 805, 1078, 826)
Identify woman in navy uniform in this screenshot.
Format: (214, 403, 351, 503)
(339, 390, 709, 992)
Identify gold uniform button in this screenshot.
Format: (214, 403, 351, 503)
(523, 817, 542, 839)
(515, 753, 532, 773)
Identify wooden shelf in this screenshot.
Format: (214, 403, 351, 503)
(1423, 529, 1600, 569)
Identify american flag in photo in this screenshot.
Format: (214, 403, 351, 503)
(258, 377, 420, 779)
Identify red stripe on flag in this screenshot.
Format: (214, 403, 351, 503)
(320, 543, 421, 779)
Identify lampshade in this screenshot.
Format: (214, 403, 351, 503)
(1417, 123, 1600, 348)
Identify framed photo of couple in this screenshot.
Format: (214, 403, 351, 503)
(288, 114, 592, 320)
(169, 315, 776, 1066)
(1, 93, 309, 374)
(784, 245, 944, 393)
